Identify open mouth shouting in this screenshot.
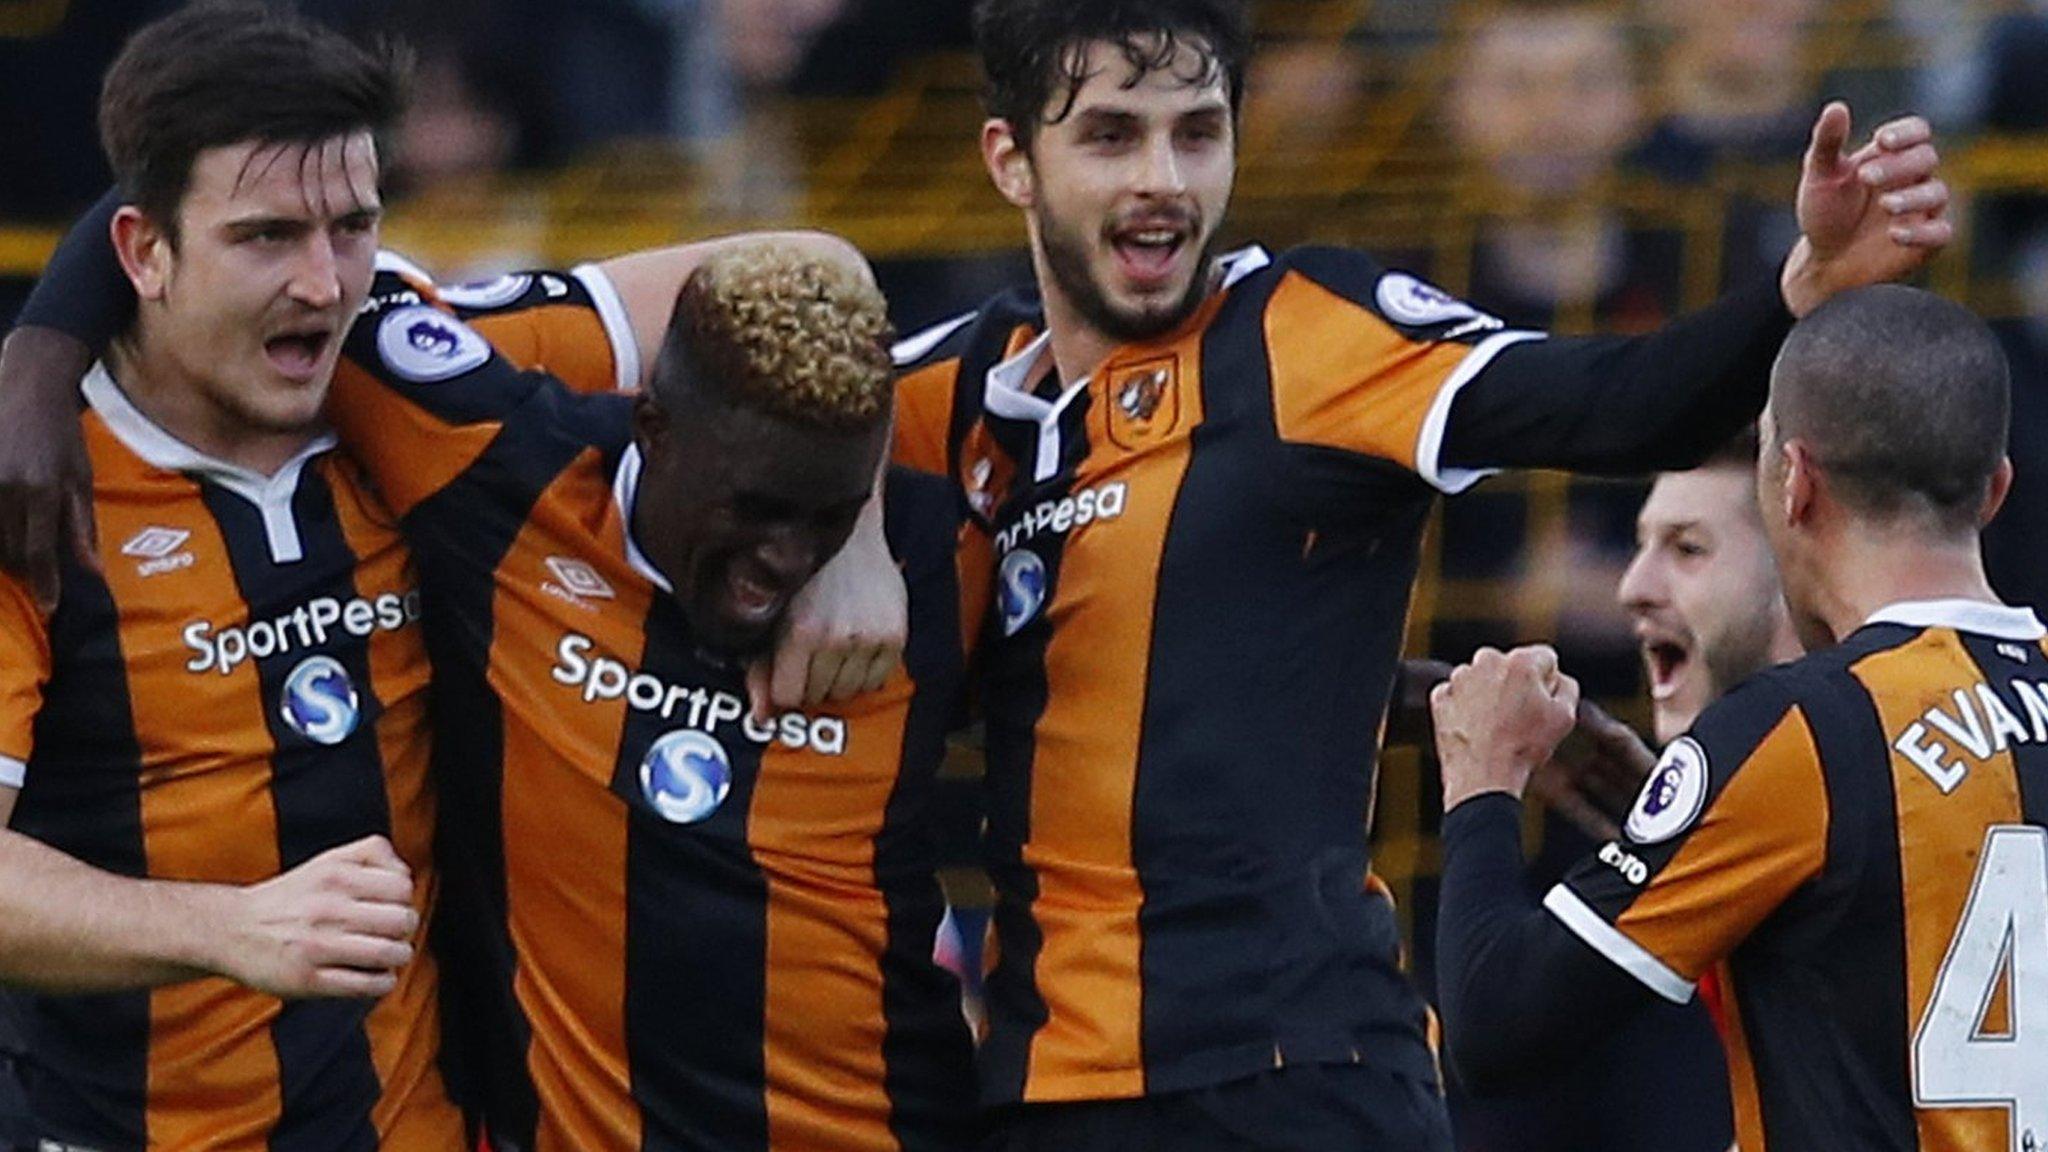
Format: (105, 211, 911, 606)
(1637, 623, 1695, 705)
(1108, 214, 1197, 292)
(263, 323, 337, 383)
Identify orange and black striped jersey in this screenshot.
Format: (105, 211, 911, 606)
(1549, 599, 2048, 1152)
(892, 245, 1796, 1105)
(890, 246, 1545, 1103)
(324, 263, 978, 1151)
(0, 367, 461, 1150)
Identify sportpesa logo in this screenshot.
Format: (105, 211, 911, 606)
(993, 482, 1127, 554)
(551, 634, 847, 755)
(281, 656, 361, 746)
(185, 591, 422, 676)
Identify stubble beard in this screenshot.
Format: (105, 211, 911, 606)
(1036, 203, 1218, 346)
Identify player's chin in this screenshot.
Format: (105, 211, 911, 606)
(1105, 288, 1199, 341)
(239, 389, 332, 437)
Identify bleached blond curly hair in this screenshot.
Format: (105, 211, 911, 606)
(664, 242, 896, 431)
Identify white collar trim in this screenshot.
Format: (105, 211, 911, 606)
(611, 443, 674, 593)
(1865, 598, 2046, 641)
(978, 245, 1272, 483)
(82, 363, 336, 564)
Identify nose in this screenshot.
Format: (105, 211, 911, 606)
(288, 231, 343, 310)
(1134, 132, 1187, 198)
(1616, 546, 1665, 612)
(753, 526, 820, 585)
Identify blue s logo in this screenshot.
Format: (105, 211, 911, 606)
(999, 549, 1047, 637)
(639, 730, 733, 824)
(281, 656, 361, 746)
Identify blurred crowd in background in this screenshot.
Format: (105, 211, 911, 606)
(3, 2, 2048, 1149)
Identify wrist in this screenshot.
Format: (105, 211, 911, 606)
(1443, 781, 1528, 812)
(1441, 752, 1536, 811)
(1778, 237, 1831, 319)
(0, 328, 95, 402)
(157, 882, 242, 977)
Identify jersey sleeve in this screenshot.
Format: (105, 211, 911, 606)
(890, 312, 977, 477)
(1260, 247, 1543, 495)
(0, 576, 51, 787)
(1544, 681, 1830, 1001)
(440, 264, 638, 395)
(329, 265, 556, 520)
(387, 255, 636, 394)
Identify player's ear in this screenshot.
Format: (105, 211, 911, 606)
(111, 205, 172, 303)
(983, 118, 1036, 209)
(1979, 456, 2014, 526)
(1782, 439, 1819, 527)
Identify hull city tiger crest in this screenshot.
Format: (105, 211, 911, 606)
(1105, 355, 1181, 450)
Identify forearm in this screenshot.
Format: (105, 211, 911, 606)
(0, 829, 231, 992)
(14, 187, 131, 351)
(1443, 275, 1792, 476)
(1436, 794, 1656, 1092)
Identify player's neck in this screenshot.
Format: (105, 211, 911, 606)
(1810, 530, 2000, 642)
(1038, 287, 1119, 390)
(107, 334, 325, 478)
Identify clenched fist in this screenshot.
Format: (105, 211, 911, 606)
(213, 835, 419, 999)
(1429, 646, 1580, 812)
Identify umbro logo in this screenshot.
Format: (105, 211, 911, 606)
(121, 527, 189, 560)
(122, 526, 195, 577)
(543, 556, 615, 608)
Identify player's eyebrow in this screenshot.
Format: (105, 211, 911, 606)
(1072, 106, 1144, 131)
(219, 212, 310, 237)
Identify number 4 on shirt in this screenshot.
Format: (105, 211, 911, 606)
(1914, 824, 2048, 1151)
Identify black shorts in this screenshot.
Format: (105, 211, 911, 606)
(982, 1063, 1452, 1152)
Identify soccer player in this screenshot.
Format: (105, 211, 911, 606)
(1622, 428, 1803, 747)
(0, 8, 465, 1149)
(316, 241, 979, 1151)
(881, 1, 1951, 1145)
(1431, 284, 2045, 1152)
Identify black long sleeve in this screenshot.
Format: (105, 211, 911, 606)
(1443, 274, 1793, 476)
(14, 188, 132, 349)
(1435, 793, 1662, 1093)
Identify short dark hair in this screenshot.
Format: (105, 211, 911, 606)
(1695, 424, 1761, 472)
(99, 1, 411, 239)
(973, 0, 1252, 150)
(651, 243, 896, 433)
(1769, 285, 2009, 533)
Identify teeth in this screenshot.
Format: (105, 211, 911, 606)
(1128, 230, 1178, 246)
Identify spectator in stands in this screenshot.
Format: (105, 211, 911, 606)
(1448, 1, 1679, 332)
(1631, 0, 1822, 286)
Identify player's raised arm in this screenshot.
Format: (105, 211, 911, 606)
(1426, 647, 1675, 1089)
(1434, 106, 1950, 478)
(1428, 644, 1827, 1091)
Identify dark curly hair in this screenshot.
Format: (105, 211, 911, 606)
(973, 0, 1252, 150)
